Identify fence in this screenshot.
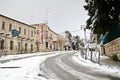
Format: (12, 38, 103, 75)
(80, 47, 100, 64)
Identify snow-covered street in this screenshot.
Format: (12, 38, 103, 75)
(73, 52, 120, 79)
(41, 51, 120, 80)
(0, 51, 120, 80)
(0, 52, 62, 80)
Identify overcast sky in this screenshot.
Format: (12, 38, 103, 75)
(0, 0, 89, 38)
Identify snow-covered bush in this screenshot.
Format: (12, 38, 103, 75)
(111, 54, 118, 61)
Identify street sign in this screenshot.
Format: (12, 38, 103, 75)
(12, 30, 19, 36)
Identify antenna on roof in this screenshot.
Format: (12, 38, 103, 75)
(45, 8, 50, 25)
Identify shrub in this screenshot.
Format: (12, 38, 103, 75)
(111, 54, 118, 61)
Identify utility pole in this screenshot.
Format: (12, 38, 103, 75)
(81, 25, 87, 59)
(81, 25, 87, 44)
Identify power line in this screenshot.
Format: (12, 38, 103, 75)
(59, 29, 90, 34)
(70, 29, 80, 33)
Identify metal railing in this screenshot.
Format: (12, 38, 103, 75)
(80, 47, 100, 64)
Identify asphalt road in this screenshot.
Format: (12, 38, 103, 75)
(42, 51, 120, 80)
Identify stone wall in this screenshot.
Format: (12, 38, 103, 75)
(105, 37, 120, 59)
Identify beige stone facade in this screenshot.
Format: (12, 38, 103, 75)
(32, 23, 64, 52)
(0, 14, 65, 56)
(104, 37, 120, 59)
(0, 14, 36, 55)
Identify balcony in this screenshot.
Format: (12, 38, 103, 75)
(0, 32, 4, 35)
(52, 38, 57, 42)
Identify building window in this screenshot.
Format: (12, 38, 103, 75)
(31, 31, 33, 37)
(25, 43, 27, 51)
(46, 31, 48, 38)
(51, 34, 52, 39)
(37, 30, 39, 35)
(10, 41, 13, 50)
(18, 42, 20, 51)
(9, 23, 12, 31)
(2, 21, 5, 30)
(24, 29, 26, 35)
(0, 39, 4, 49)
(46, 42, 48, 48)
(50, 43, 52, 49)
(31, 44, 33, 52)
(19, 27, 21, 33)
(34, 30, 36, 34)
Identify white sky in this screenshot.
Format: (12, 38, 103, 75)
(0, 0, 89, 38)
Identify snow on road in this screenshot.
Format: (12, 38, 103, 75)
(55, 54, 109, 80)
(0, 52, 55, 61)
(0, 52, 62, 80)
(1, 51, 120, 80)
(72, 52, 120, 78)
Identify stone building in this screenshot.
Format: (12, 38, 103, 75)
(32, 23, 64, 52)
(0, 14, 36, 55)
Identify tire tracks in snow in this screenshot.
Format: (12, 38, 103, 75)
(55, 53, 110, 80)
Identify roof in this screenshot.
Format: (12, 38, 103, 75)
(32, 23, 58, 35)
(0, 14, 36, 29)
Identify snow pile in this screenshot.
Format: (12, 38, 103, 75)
(85, 49, 100, 62)
(73, 53, 120, 78)
(0, 52, 62, 80)
(0, 52, 55, 61)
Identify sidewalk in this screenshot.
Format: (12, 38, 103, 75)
(100, 55, 120, 67)
(0, 52, 57, 63)
(80, 49, 120, 67)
